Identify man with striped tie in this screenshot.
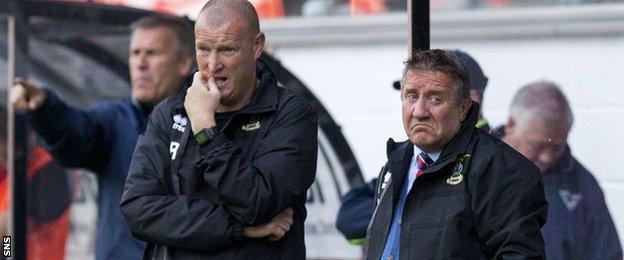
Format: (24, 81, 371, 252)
(364, 49, 548, 259)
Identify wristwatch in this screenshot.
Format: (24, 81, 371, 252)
(194, 127, 217, 147)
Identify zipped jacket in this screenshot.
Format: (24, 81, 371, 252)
(120, 60, 318, 259)
(364, 103, 548, 259)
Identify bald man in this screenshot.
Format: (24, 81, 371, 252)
(495, 81, 622, 260)
(120, 0, 318, 258)
(11, 16, 194, 259)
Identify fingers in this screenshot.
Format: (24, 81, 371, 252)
(267, 208, 295, 241)
(206, 77, 219, 95)
(192, 71, 202, 85)
(11, 78, 45, 111)
(273, 217, 291, 233)
(9, 83, 28, 110)
(268, 222, 288, 241)
(200, 72, 209, 85)
(278, 208, 294, 226)
(244, 208, 296, 241)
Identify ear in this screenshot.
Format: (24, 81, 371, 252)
(253, 32, 265, 59)
(179, 55, 193, 76)
(505, 117, 516, 136)
(459, 99, 471, 121)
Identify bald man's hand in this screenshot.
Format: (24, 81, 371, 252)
(185, 72, 221, 134)
(244, 208, 294, 241)
(10, 78, 47, 111)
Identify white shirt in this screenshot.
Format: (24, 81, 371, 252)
(406, 145, 441, 192)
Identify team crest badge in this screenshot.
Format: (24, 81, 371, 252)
(446, 154, 470, 185)
(242, 121, 261, 131)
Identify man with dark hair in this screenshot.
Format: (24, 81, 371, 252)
(10, 15, 194, 259)
(336, 49, 491, 246)
(120, 0, 317, 258)
(497, 81, 622, 260)
(365, 49, 547, 259)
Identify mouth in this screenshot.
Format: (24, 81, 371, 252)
(134, 77, 151, 87)
(214, 77, 228, 89)
(411, 123, 433, 131)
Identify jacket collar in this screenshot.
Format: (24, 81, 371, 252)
(386, 138, 414, 204)
(386, 101, 480, 174)
(172, 58, 279, 115)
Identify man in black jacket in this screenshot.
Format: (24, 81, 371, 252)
(119, 0, 318, 258)
(335, 49, 491, 246)
(365, 49, 547, 259)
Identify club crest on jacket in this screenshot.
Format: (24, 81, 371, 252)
(242, 121, 261, 131)
(447, 154, 470, 185)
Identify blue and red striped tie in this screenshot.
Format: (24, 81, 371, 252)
(415, 152, 433, 179)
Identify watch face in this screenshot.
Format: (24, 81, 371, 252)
(195, 127, 216, 146)
(196, 131, 209, 145)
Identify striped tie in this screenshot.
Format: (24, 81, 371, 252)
(415, 152, 433, 179)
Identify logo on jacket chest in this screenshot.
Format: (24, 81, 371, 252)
(241, 120, 261, 131)
(446, 154, 470, 185)
(558, 189, 582, 211)
(172, 114, 187, 133)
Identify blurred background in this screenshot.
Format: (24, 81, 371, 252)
(1, 0, 623, 259)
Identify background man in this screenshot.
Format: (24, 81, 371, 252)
(120, 0, 318, 258)
(365, 49, 547, 259)
(498, 81, 622, 260)
(336, 49, 490, 245)
(10, 16, 194, 259)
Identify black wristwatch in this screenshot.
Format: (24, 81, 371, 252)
(194, 127, 217, 147)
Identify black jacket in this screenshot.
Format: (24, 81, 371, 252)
(364, 103, 548, 259)
(120, 60, 318, 259)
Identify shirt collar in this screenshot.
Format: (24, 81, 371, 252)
(413, 145, 441, 162)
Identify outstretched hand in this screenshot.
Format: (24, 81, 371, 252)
(10, 78, 47, 111)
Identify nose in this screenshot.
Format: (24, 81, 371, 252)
(207, 52, 223, 75)
(134, 53, 148, 71)
(411, 99, 430, 120)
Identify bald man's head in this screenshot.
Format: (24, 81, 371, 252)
(509, 81, 573, 134)
(196, 0, 260, 37)
(503, 81, 573, 172)
(193, 0, 265, 112)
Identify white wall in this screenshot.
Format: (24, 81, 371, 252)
(270, 36, 624, 242)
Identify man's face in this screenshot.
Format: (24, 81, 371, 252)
(129, 27, 189, 107)
(402, 70, 470, 152)
(504, 119, 568, 172)
(194, 17, 264, 109)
